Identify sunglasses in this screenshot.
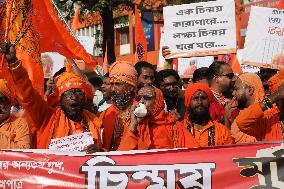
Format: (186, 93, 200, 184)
(136, 95, 155, 101)
(63, 89, 85, 96)
(217, 73, 235, 79)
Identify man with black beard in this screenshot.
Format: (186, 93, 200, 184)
(183, 83, 233, 147)
(102, 61, 138, 151)
(156, 69, 185, 121)
(0, 43, 101, 152)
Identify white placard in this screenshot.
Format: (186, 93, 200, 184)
(49, 132, 94, 152)
(243, 6, 284, 69)
(41, 52, 65, 78)
(77, 36, 95, 55)
(163, 0, 236, 58)
(157, 27, 166, 71)
(178, 56, 214, 77)
(237, 49, 260, 73)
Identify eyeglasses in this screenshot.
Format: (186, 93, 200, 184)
(136, 95, 155, 101)
(217, 73, 235, 79)
(63, 89, 85, 97)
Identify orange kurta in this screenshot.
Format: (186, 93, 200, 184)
(10, 64, 101, 148)
(235, 103, 282, 141)
(231, 73, 265, 144)
(0, 115, 31, 148)
(98, 105, 118, 151)
(184, 120, 233, 147)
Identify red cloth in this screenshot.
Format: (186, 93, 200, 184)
(209, 101, 225, 121)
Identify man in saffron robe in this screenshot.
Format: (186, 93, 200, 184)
(0, 79, 31, 148)
(183, 83, 233, 147)
(234, 69, 284, 141)
(117, 85, 198, 150)
(0, 43, 101, 152)
(104, 61, 138, 151)
(230, 73, 265, 143)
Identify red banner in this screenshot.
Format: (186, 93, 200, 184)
(0, 142, 283, 188)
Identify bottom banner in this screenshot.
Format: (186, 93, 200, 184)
(0, 142, 283, 188)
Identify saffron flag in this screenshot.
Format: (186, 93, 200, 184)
(2, 0, 44, 95)
(218, 0, 242, 74)
(103, 42, 109, 73)
(231, 0, 243, 74)
(134, 5, 147, 63)
(31, 0, 97, 67)
(72, 6, 80, 34)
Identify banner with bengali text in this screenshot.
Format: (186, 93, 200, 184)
(243, 6, 284, 69)
(0, 142, 284, 188)
(163, 0, 237, 58)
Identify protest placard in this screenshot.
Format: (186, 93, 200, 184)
(242, 6, 284, 69)
(41, 52, 65, 78)
(163, 0, 236, 59)
(178, 56, 214, 77)
(77, 36, 95, 55)
(49, 132, 94, 152)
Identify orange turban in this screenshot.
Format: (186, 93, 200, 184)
(268, 69, 284, 93)
(0, 79, 13, 103)
(239, 73, 265, 103)
(184, 83, 214, 107)
(56, 72, 93, 99)
(109, 61, 138, 87)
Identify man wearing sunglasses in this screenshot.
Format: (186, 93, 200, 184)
(117, 85, 198, 150)
(0, 79, 31, 149)
(206, 61, 236, 122)
(0, 43, 101, 153)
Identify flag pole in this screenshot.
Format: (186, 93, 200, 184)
(50, 0, 79, 41)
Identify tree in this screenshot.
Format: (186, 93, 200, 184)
(54, 0, 211, 65)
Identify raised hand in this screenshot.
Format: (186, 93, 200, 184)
(0, 42, 18, 66)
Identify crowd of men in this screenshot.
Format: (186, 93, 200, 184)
(0, 42, 283, 153)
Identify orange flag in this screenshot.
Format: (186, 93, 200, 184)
(72, 6, 80, 34)
(231, 0, 242, 74)
(275, 0, 284, 9)
(134, 5, 147, 63)
(103, 43, 109, 73)
(2, 0, 44, 95)
(31, 0, 97, 67)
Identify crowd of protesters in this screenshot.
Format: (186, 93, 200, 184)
(0, 42, 283, 153)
